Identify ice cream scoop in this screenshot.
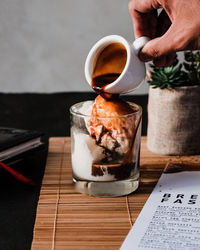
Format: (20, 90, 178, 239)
(86, 95, 137, 155)
(91, 94, 134, 117)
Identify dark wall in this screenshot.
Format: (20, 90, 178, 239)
(0, 93, 148, 139)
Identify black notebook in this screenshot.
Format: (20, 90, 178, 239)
(0, 127, 43, 161)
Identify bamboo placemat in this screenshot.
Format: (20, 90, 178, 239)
(31, 137, 200, 250)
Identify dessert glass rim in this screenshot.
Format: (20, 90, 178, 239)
(70, 100, 142, 119)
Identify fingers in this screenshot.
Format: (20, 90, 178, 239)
(149, 10, 175, 67)
(130, 10, 158, 38)
(139, 22, 184, 62)
(129, 0, 161, 14)
(129, 0, 200, 65)
(128, 0, 159, 38)
(128, 0, 175, 67)
(185, 36, 200, 50)
(165, 53, 176, 66)
(156, 10, 171, 37)
(153, 53, 176, 68)
(145, 10, 171, 67)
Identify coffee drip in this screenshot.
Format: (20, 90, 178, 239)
(91, 42, 127, 95)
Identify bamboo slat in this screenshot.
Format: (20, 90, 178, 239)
(31, 137, 200, 250)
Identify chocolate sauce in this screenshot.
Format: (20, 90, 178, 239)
(91, 42, 127, 94)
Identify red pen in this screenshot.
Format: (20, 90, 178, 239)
(0, 161, 35, 185)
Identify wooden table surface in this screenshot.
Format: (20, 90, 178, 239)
(31, 137, 200, 250)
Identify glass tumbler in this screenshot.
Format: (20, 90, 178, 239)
(70, 101, 142, 197)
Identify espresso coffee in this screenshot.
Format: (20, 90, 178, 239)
(91, 42, 127, 93)
(91, 73, 120, 93)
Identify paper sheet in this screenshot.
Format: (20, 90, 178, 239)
(121, 171, 200, 250)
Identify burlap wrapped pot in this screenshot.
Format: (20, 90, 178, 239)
(147, 85, 200, 155)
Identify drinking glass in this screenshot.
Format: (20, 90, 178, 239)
(70, 101, 142, 197)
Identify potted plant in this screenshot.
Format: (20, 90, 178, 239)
(147, 51, 200, 155)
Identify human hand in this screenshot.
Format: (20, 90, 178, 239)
(129, 0, 200, 67)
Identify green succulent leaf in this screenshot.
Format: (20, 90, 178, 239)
(148, 52, 200, 89)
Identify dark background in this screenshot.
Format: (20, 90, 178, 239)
(0, 93, 148, 138)
(0, 93, 148, 250)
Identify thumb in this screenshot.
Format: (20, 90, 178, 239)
(139, 24, 181, 62)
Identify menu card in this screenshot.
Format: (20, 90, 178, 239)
(121, 166, 200, 250)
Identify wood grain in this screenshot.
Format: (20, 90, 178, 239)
(31, 137, 200, 250)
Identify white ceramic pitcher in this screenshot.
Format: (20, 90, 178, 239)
(85, 35, 150, 94)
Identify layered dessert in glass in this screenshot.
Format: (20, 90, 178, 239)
(70, 94, 142, 197)
(70, 40, 142, 196)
